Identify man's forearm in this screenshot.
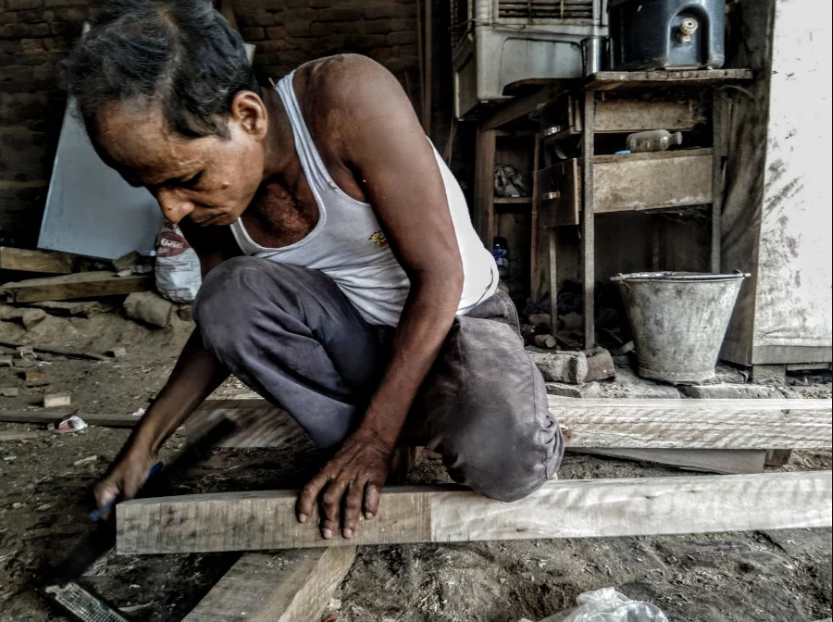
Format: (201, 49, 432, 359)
(359, 274, 462, 447)
(129, 330, 229, 456)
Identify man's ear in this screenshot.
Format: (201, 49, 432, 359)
(229, 91, 268, 139)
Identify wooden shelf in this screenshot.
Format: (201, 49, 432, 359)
(494, 196, 532, 204)
(586, 69, 754, 91)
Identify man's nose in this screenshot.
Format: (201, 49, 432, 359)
(156, 189, 195, 224)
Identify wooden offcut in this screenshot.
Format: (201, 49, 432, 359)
(0, 247, 74, 274)
(43, 394, 71, 408)
(0, 272, 152, 303)
(117, 471, 833, 555)
(182, 547, 356, 622)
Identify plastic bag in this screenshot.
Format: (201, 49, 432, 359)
(533, 588, 669, 622)
(154, 221, 201, 303)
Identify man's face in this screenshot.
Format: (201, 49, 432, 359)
(91, 98, 266, 227)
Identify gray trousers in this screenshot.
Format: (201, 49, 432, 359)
(194, 257, 564, 502)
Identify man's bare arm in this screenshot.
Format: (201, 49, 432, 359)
(296, 57, 465, 538)
(94, 236, 231, 510)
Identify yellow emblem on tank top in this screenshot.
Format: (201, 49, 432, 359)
(369, 231, 388, 248)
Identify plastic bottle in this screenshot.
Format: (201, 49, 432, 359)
(626, 130, 683, 153)
(492, 243, 510, 280)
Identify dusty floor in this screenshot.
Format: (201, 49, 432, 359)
(0, 308, 830, 622)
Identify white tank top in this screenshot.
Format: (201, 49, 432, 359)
(229, 71, 499, 327)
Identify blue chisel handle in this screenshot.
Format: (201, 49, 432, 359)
(88, 461, 164, 522)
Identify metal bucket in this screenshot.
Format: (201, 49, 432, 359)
(611, 271, 749, 383)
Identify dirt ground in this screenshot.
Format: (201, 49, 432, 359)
(0, 308, 830, 622)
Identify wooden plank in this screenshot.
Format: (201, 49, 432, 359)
(117, 471, 833, 554)
(711, 90, 723, 272)
(0, 411, 136, 427)
(182, 547, 356, 622)
(185, 402, 308, 449)
(594, 149, 713, 213)
(552, 397, 832, 450)
(193, 396, 832, 451)
(0, 272, 152, 303)
(0, 247, 74, 274)
(581, 91, 595, 348)
(483, 84, 561, 131)
(585, 69, 755, 91)
(474, 128, 497, 246)
(572, 448, 767, 475)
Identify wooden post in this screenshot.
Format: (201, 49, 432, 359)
(530, 133, 542, 300)
(548, 228, 558, 338)
(423, 0, 432, 137)
(711, 89, 723, 273)
(581, 91, 596, 348)
(474, 128, 497, 247)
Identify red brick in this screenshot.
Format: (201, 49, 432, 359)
(0, 64, 34, 80)
(7, 0, 42, 10)
(387, 31, 416, 45)
(41, 35, 68, 50)
(19, 37, 42, 52)
(344, 34, 387, 49)
(265, 26, 290, 40)
(1, 22, 50, 37)
(284, 20, 312, 36)
(50, 21, 79, 35)
(51, 6, 84, 20)
(313, 8, 362, 22)
(369, 47, 393, 61)
(259, 38, 297, 52)
(44, 0, 87, 6)
(310, 21, 363, 37)
(365, 20, 391, 35)
(362, 4, 405, 20)
(240, 26, 265, 40)
(236, 8, 275, 27)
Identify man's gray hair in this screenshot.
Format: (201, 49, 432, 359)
(60, 0, 262, 138)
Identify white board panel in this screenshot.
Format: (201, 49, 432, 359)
(755, 0, 833, 349)
(38, 100, 163, 260)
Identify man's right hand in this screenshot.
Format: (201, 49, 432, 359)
(93, 444, 158, 516)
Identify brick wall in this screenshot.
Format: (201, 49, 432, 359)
(0, 0, 434, 247)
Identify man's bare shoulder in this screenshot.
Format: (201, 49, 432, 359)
(298, 54, 409, 120)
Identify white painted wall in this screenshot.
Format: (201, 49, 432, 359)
(754, 0, 832, 349)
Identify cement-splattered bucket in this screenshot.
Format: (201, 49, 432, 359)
(611, 271, 749, 384)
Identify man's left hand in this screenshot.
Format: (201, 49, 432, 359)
(296, 429, 393, 539)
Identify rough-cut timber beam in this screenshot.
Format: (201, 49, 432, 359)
(550, 398, 832, 449)
(182, 547, 356, 622)
(187, 397, 833, 450)
(117, 471, 832, 555)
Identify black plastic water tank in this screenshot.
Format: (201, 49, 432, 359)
(609, 0, 725, 70)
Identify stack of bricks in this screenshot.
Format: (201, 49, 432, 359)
(236, 0, 419, 79)
(0, 0, 422, 246)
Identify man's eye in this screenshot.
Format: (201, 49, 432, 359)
(180, 171, 204, 188)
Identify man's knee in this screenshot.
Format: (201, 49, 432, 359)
(193, 256, 285, 353)
(442, 420, 557, 502)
